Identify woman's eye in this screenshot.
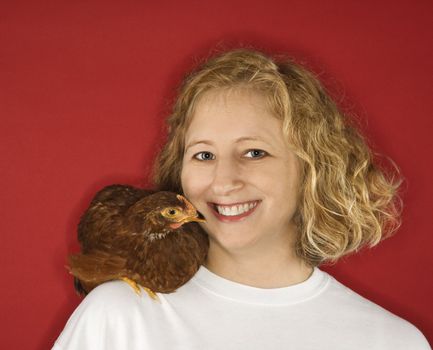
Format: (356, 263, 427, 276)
(193, 151, 215, 161)
(245, 149, 267, 159)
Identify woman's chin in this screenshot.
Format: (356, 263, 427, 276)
(208, 230, 261, 253)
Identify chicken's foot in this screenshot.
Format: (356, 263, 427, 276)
(120, 277, 159, 301)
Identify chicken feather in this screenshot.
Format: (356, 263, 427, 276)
(68, 184, 208, 300)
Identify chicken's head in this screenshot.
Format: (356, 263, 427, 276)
(123, 191, 205, 240)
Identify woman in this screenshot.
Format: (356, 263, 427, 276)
(53, 48, 430, 349)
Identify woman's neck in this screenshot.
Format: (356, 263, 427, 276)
(204, 240, 313, 289)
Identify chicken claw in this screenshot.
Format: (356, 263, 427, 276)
(142, 287, 159, 301)
(120, 277, 159, 301)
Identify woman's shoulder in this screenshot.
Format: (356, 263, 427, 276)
(52, 281, 159, 350)
(83, 280, 154, 307)
(71, 280, 163, 323)
(324, 273, 430, 348)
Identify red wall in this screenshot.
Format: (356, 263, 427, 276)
(1, 1, 432, 348)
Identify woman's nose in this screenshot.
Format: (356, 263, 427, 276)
(210, 158, 243, 196)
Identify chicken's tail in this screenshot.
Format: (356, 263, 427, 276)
(73, 276, 88, 296)
(67, 251, 127, 296)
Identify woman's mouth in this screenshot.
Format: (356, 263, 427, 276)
(207, 200, 260, 222)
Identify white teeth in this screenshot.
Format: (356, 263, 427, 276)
(215, 201, 258, 216)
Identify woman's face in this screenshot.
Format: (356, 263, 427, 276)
(181, 88, 301, 253)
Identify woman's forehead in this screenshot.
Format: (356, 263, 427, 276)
(184, 88, 286, 148)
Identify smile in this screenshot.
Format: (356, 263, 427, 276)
(207, 200, 261, 222)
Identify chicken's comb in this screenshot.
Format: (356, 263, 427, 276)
(176, 194, 194, 211)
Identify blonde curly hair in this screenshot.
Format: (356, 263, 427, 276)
(152, 48, 403, 267)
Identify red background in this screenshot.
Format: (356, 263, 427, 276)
(1, 1, 432, 349)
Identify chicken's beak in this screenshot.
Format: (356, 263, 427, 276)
(176, 194, 206, 223)
(182, 214, 206, 224)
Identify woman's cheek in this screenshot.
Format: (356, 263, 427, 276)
(181, 163, 201, 195)
(181, 165, 212, 200)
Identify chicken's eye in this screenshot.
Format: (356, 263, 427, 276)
(162, 207, 179, 218)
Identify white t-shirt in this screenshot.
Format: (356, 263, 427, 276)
(52, 266, 431, 349)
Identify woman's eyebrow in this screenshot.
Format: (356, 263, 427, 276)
(185, 136, 270, 150)
(235, 136, 268, 144)
(185, 140, 213, 150)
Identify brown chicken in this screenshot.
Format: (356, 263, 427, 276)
(68, 184, 208, 300)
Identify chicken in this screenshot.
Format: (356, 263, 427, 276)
(68, 184, 208, 301)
